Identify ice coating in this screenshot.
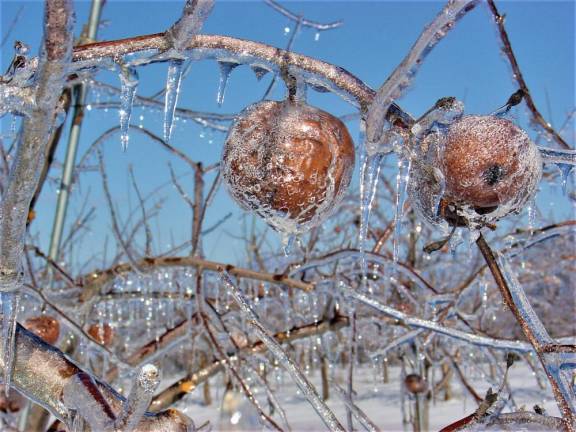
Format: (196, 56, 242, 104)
(409, 115, 542, 227)
(221, 100, 355, 236)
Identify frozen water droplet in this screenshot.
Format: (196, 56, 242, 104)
(314, 32, 320, 42)
(216, 61, 238, 107)
(1, 292, 19, 396)
(393, 158, 411, 262)
(284, 26, 290, 35)
(250, 65, 269, 81)
(163, 59, 184, 143)
(118, 67, 139, 152)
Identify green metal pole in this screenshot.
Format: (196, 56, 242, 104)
(47, 0, 104, 263)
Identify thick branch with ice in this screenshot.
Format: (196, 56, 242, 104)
(0, 0, 73, 291)
(165, 0, 215, 53)
(1, 324, 191, 431)
(365, 0, 478, 146)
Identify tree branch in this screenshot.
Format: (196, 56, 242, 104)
(486, 0, 571, 150)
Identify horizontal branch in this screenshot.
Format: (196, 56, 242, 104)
(79, 255, 314, 302)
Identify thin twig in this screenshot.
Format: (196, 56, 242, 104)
(264, 0, 343, 31)
(486, 0, 571, 149)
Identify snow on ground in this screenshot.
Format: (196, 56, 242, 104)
(175, 362, 560, 431)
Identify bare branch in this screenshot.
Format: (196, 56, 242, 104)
(486, 0, 571, 150)
(264, 0, 343, 31)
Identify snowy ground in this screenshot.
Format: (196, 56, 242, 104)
(176, 362, 559, 431)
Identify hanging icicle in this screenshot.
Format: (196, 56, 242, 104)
(216, 61, 239, 107)
(118, 67, 139, 152)
(163, 59, 184, 143)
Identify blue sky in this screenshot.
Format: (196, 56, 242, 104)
(1, 1, 574, 268)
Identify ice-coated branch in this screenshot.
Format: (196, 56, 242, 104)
(343, 287, 533, 352)
(78, 254, 314, 302)
(222, 272, 346, 432)
(0, 0, 73, 292)
(150, 315, 349, 411)
(1, 323, 191, 431)
(476, 233, 575, 430)
(5, 33, 414, 128)
(264, 0, 343, 31)
(290, 249, 439, 294)
(113, 364, 161, 432)
(165, 0, 215, 53)
(333, 383, 382, 432)
(440, 411, 566, 432)
(487, 0, 571, 150)
(538, 146, 576, 166)
(0, 0, 75, 398)
(365, 0, 478, 145)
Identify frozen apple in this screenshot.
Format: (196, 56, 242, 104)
(221, 100, 355, 235)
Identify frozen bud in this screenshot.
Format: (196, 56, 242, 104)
(87, 323, 114, 346)
(138, 364, 160, 393)
(24, 315, 60, 345)
(440, 115, 541, 211)
(222, 100, 355, 235)
(404, 374, 428, 394)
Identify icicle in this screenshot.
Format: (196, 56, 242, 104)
(294, 76, 307, 102)
(556, 163, 574, 194)
(526, 198, 537, 234)
(118, 67, 139, 152)
(216, 61, 238, 107)
(281, 233, 296, 256)
(359, 152, 384, 272)
(393, 157, 411, 262)
(163, 59, 184, 143)
(250, 65, 269, 81)
(1, 292, 19, 396)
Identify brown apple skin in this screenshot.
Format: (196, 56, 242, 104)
(441, 115, 540, 209)
(222, 100, 355, 230)
(87, 323, 114, 346)
(404, 373, 428, 394)
(24, 315, 60, 345)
